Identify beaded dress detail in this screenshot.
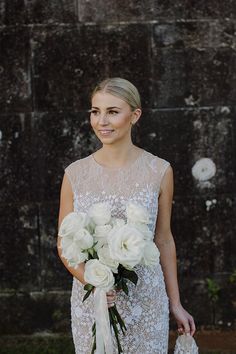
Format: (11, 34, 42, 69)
(65, 149, 170, 354)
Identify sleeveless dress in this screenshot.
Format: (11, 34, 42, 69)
(64, 149, 170, 354)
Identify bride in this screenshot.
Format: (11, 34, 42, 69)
(57, 77, 196, 353)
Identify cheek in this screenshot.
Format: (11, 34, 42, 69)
(112, 115, 131, 128)
(90, 116, 97, 128)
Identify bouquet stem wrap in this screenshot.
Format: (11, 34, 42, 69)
(94, 288, 113, 354)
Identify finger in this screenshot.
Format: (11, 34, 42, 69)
(183, 321, 190, 335)
(177, 327, 184, 334)
(106, 294, 116, 301)
(106, 290, 114, 296)
(108, 303, 115, 308)
(107, 300, 115, 307)
(107, 299, 116, 305)
(189, 317, 196, 336)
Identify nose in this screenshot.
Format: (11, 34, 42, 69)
(99, 113, 109, 124)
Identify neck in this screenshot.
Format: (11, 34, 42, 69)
(96, 141, 140, 166)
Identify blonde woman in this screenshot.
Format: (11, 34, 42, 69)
(57, 78, 196, 353)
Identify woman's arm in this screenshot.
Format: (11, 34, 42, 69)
(57, 173, 117, 306)
(154, 166, 196, 336)
(57, 173, 87, 285)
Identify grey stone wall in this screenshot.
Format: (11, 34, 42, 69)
(0, 0, 235, 335)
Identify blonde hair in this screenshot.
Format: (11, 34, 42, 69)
(91, 77, 141, 111)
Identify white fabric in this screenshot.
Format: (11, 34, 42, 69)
(66, 149, 171, 354)
(94, 288, 113, 354)
(174, 334, 199, 354)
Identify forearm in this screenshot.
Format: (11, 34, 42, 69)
(57, 236, 87, 285)
(157, 234, 181, 309)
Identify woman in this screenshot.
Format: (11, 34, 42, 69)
(57, 78, 196, 353)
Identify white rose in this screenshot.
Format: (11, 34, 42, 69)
(93, 237, 107, 251)
(84, 259, 115, 291)
(88, 202, 111, 226)
(97, 246, 119, 273)
(94, 224, 112, 238)
(126, 202, 149, 224)
(111, 217, 126, 228)
(73, 228, 93, 250)
(108, 224, 146, 269)
(141, 242, 160, 266)
(61, 241, 88, 268)
(93, 224, 113, 250)
(58, 212, 89, 238)
(134, 223, 153, 241)
(86, 219, 96, 235)
(60, 235, 73, 250)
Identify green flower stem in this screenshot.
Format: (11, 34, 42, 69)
(112, 305, 127, 334)
(91, 322, 96, 354)
(109, 307, 123, 353)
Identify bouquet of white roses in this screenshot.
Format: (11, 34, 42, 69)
(58, 201, 160, 354)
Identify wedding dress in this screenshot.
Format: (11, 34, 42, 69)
(65, 149, 170, 354)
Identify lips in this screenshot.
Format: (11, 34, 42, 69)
(99, 129, 114, 136)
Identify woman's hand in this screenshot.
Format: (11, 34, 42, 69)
(106, 289, 117, 308)
(170, 303, 196, 336)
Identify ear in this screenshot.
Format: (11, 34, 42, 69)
(131, 108, 142, 124)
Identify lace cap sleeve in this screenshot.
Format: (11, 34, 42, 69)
(159, 159, 171, 184)
(64, 160, 78, 195)
(149, 156, 171, 193)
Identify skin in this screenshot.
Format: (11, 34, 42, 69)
(57, 91, 196, 335)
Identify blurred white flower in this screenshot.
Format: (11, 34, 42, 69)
(126, 202, 149, 224)
(97, 245, 119, 273)
(192, 158, 216, 181)
(73, 228, 93, 250)
(93, 224, 113, 250)
(134, 223, 153, 241)
(58, 212, 89, 238)
(88, 202, 111, 226)
(94, 224, 112, 238)
(108, 224, 146, 269)
(84, 259, 115, 291)
(111, 217, 126, 228)
(141, 242, 160, 266)
(61, 241, 88, 268)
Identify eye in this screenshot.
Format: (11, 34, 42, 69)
(108, 110, 118, 115)
(90, 110, 99, 115)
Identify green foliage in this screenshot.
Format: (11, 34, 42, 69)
(51, 310, 63, 322)
(84, 283, 94, 291)
(83, 283, 94, 302)
(205, 277, 221, 326)
(119, 266, 138, 285)
(206, 278, 220, 303)
(0, 335, 74, 354)
(229, 269, 236, 284)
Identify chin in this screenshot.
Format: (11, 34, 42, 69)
(98, 139, 115, 145)
(95, 132, 117, 143)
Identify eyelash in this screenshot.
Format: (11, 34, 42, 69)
(90, 110, 119, 115)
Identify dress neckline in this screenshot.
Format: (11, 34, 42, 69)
(90, 148, 146, 171)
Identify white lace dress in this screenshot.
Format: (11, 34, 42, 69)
(65, 149, 170, 354)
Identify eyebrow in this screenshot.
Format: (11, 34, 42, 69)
(90, 106, 121, 110)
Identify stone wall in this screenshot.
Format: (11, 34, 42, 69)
(0, 0, 235, 335)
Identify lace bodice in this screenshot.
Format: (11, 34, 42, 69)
(65, 149, 170, 236)
(64, 149, 171, 354)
